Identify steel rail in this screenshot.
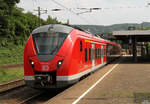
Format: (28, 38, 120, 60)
(0, 78, 25, 93)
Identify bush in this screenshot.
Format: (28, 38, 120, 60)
(0, 45, 24, 65)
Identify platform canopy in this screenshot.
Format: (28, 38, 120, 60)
(113, 30, 150, 42)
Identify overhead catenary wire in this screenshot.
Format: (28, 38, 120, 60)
(49, 2, 150, 23)
(50, 0, 93, 24)
(51, 0, 77, 15)
(32, 0, 150, 25)
(74, 0, 79, 9)
(32, 0, 38, 9)
(32, 0, 34, 8)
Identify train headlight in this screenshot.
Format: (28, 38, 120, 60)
(31, 61, 34, 65)
(29, 60, 34, 68)
(57, 60, 63, 69)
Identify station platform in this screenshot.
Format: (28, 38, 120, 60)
(45, 56, 150, 104)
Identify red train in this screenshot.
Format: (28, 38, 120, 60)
(24, 24, 121, 88)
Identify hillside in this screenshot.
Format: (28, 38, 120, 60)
(74, 22, 150, 35)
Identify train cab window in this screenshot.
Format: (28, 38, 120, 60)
(89, 48, 91, 61)
(33, 32, 68, 55)
(80, 40, 82, 52)
(85, 48, 87, 62)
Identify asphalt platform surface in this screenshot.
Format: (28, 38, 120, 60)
(45, 56, 150, 104)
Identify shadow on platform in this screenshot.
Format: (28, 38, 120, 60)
(134, 92, 150, 103)
(114, 56, 150, 64)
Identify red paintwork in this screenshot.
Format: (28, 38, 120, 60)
(24, 28, 121, 79)
(24, 35, 36, 76)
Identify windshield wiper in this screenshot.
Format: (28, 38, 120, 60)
(50, 46, 58, 55)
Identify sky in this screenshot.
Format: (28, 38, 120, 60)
(17, 0, 150, 26)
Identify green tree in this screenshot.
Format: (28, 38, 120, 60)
(46, 15, 61, 24)
(0, 0, 62, 46)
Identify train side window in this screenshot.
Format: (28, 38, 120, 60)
(99, 48, 101, 58)
(80, 40, 82, 52)
(85, 48, 87, 62)
(89, 48, 91, 61)
(97, 49, 98, 59)
(99, 49, 101, 58)
(98, 48, 100, 59)
(96, 48, 98, 59)
(103, 49, 105, 56)
(101, 49, 103, 57)
(100, 49, 101, 58)
(95, 49, 96, 59)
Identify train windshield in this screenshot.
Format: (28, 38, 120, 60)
(33, 32, 68, 55)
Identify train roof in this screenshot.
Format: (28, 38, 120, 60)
(32, 24, 73, 34)
(32, 24, 120, 47)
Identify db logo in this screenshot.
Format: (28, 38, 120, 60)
(42, 65, 49, 71)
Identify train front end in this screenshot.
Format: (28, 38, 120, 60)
(24, 24, 73, 88)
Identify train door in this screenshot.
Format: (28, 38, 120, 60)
(101, 45, 103, 64)
(92, 44, 95, 67)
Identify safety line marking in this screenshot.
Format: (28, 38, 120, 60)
(72, 63, 119, 104)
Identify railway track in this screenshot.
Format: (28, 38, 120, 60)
(0, 78, 25, 93)
(0, 79, 42, 104)
(0, 85, 42, 104)
(0, 86, 66, 104)
(0, 63, 23, 69)
(0, 78, 67, 104)
(17, 91, 44, 104)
